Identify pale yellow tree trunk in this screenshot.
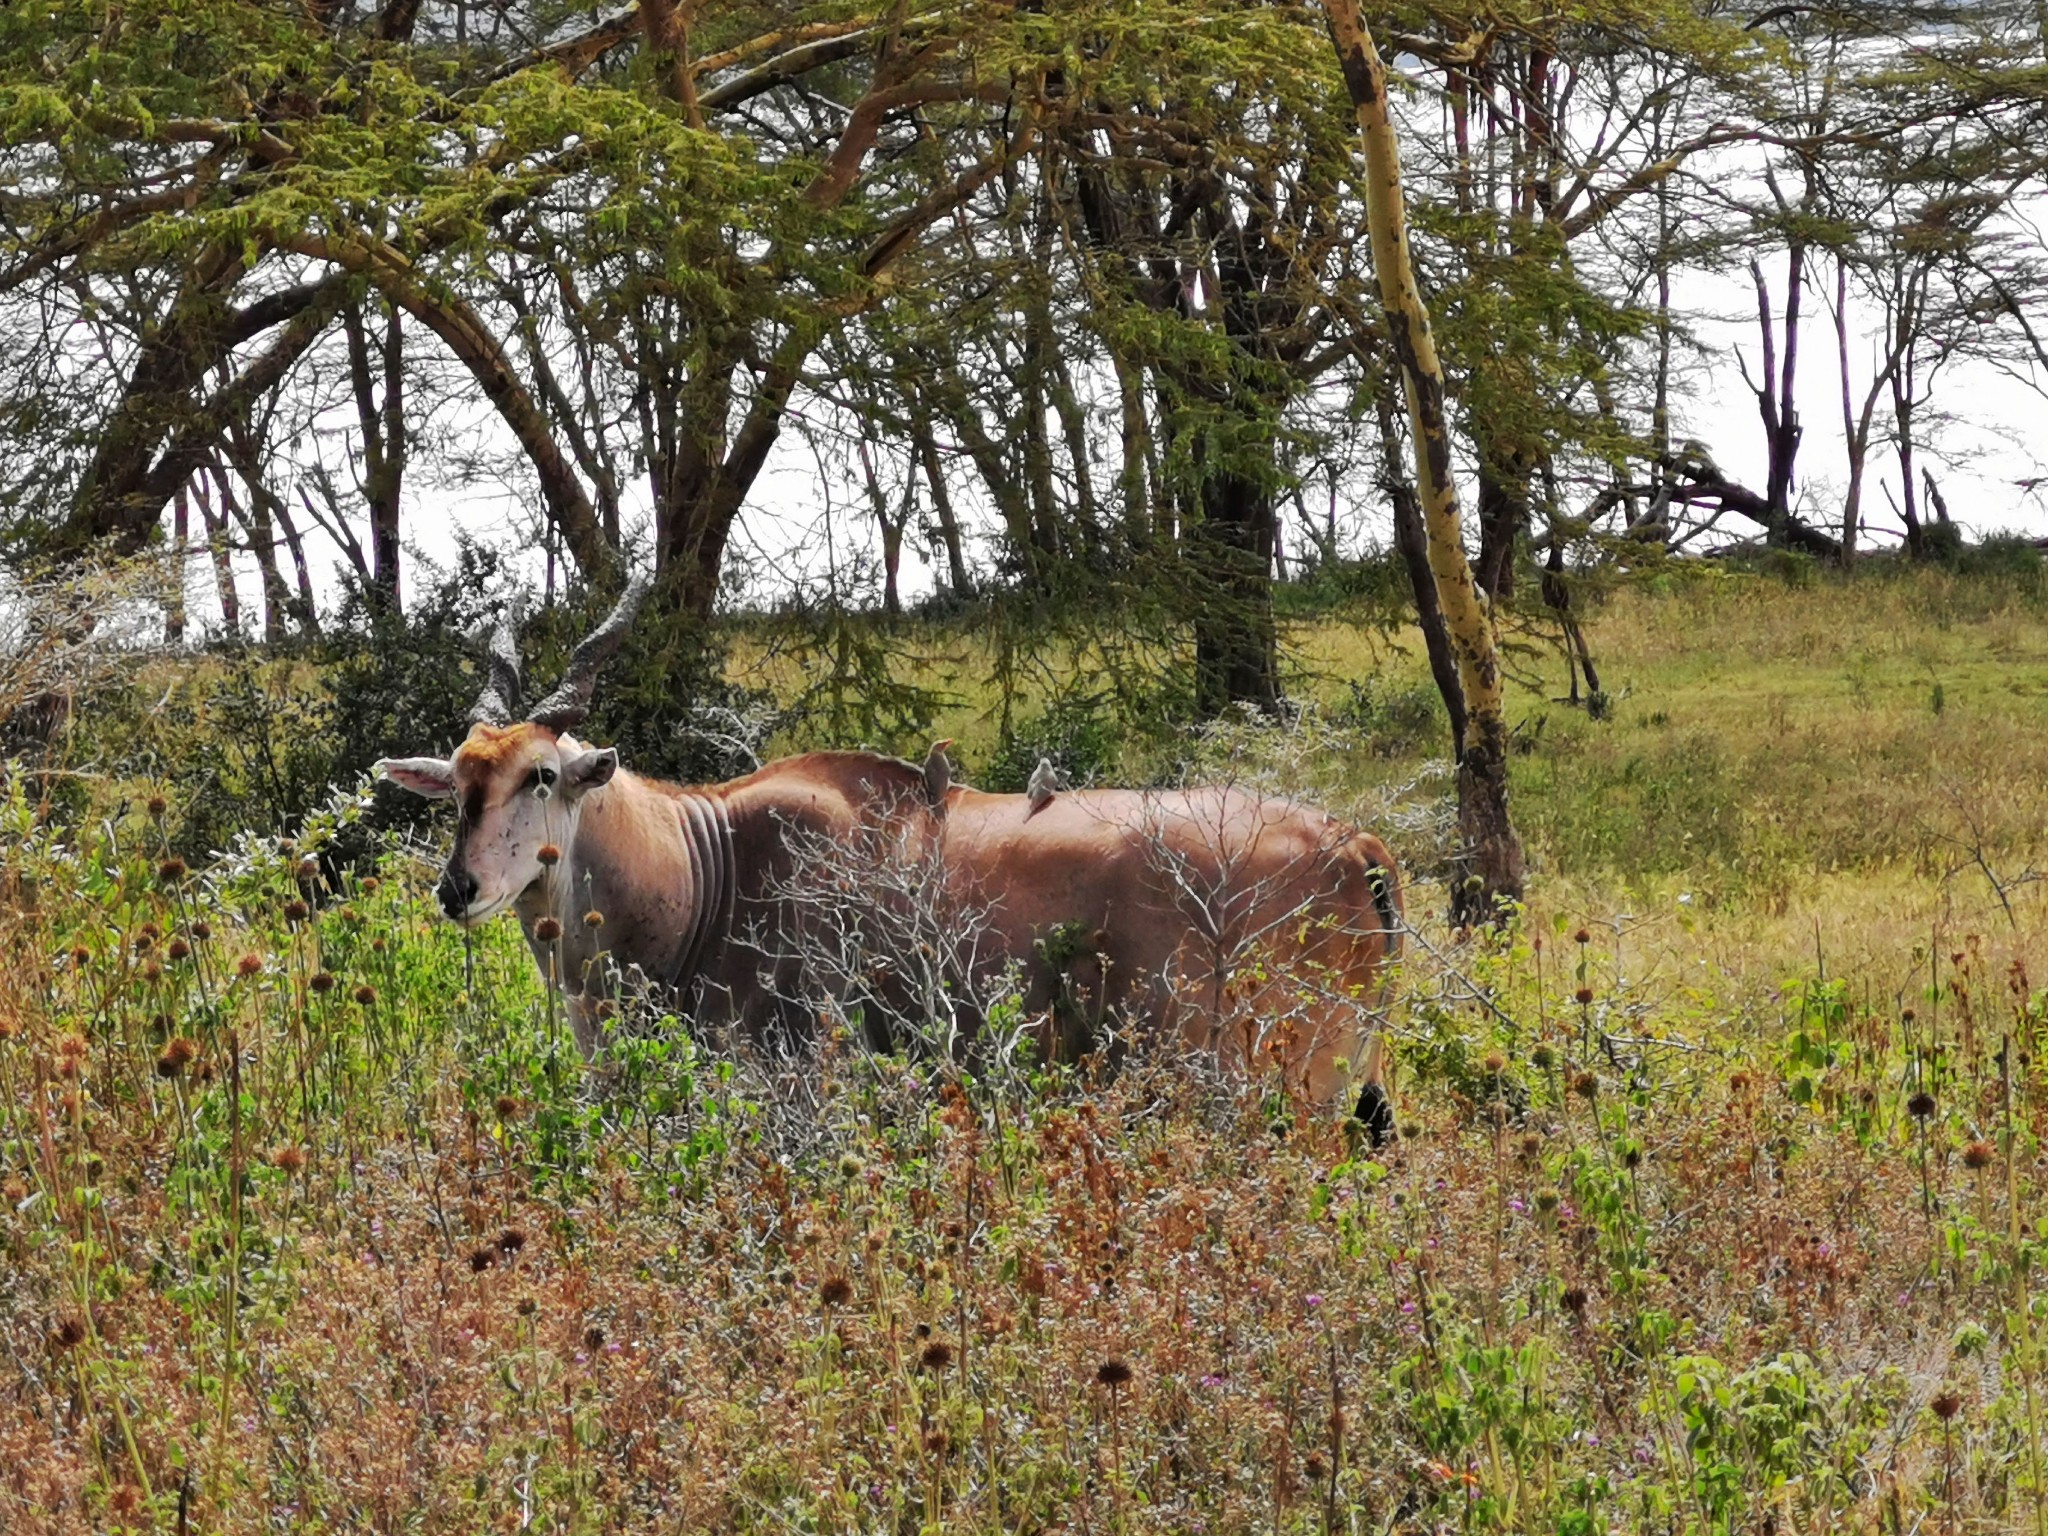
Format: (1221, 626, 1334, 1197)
(1323, 0, 1525, 920)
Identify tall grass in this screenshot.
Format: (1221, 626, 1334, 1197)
(2, 566, 2046, 1531)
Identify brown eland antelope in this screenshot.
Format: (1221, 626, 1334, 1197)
(379, 580, 1405, 1137)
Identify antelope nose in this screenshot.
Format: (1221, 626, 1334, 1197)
(438, 868, 479, 918)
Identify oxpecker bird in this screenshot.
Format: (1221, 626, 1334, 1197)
(923, 739, 954, 815)
(1025, 757, 1058, 818)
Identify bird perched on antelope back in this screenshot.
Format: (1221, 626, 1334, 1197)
(923, 739, 954, 815)
(1025, 756, 1058, 819)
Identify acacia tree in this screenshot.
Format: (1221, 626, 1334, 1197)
(1028, 5, 1371, 715)
(1323, 0, 1524, 923)
(0, 0, 1035, 625)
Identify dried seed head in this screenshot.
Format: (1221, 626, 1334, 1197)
(296, 858, 319, 882)
(352, 984, 377, 1006)
(1304, 1452, 1328, 1480)
(537, 844, 562, 867)
(819, 1275, 853, 1307)
(145, 794, 168, 819)
(494, 1094, 522, 1121)
(369, 937, 387, 953)
(583, 909, 604, 929)
(497, 1227, 527, 1255)
(1573, 986, 1595, 1006)
(1962, 1140, 1996, 1170)
(52, 1317, 87, 1349)
(167, 938, 191, 962)
(923, 1430, 952, 1456)
(919, 1340, 954, 1370)
(1573, 927, 1591, 945)
(1561, 1285, 1588, 1313)
(1931, 1391, 1962, 1421)
(191, 920, 212, 941)
(269, 1146, 305, 1175)
(157, 858, 187, 883)
(533, 917, 563, 942)
(1095, 1358, 1134, 1388)
(1571, 1071, 1598, 1099)
(837, 1154, 864, 1178)
(583, 1325, 606, 1350)
(283, 899, 310, 924)
(235, 953, 263, 979)
(1530, 1044, 1556, 1071)
(516, 1297, 537, 1317)
(1907, 1091, 1937, 1120)
(360, 876, 380, 894)
(309, 971, 336, 994)
(277, 839, 296, 857)
(1535, 1189, 1560, 1214)
(468, 1247, 496, 1273)
(163, 1037, 198, 1069)
(70, 945, 91, 967)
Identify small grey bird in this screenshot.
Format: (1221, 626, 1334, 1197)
(923, 738, 954, 814)
(1025, 756, 1058, 818)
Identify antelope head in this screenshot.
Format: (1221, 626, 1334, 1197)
(379, 574, 651, 924)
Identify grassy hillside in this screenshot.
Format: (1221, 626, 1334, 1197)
(2, 567, 2046, 1533)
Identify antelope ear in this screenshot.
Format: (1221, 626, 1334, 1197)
(562, 747, 618, 798)
(377, 756, 457, 799)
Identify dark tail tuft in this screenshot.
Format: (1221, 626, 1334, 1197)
(1353, 1080, 1393, 1148)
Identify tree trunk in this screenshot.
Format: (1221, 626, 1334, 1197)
(1541, 535, 1602, 709)
(167, 490, 189, 644)
(344, 299, 406, 612)
(192, 476, 240, 635)
(1048, 348, 1100, 551)
(1376, 378, 1468, 760)
(1750, 250, 1807, 543)
(1188, 441, 1280, 718)
(1474, 458, 1525, 602)
(1892, 347, 1924, 556)
(857, 433, 907, 616)
(1326, 0, 1525, 923)
(925, 354, 1039, 585)
(266, 480, 320, 636)
(1109, 348, 1153, 545)
(213, 465, 287, 643)
(913, 411, 974, 598)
